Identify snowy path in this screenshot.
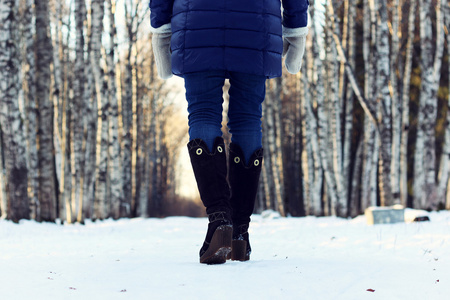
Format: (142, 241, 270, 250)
(1, 212, 449, 299)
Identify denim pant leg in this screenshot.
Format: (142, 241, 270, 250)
(227, 72, 267, 164)
(184, 71, 226, 152)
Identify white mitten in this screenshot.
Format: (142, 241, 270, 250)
(151, 24, 172, 79)
(282, 27, 308, 74)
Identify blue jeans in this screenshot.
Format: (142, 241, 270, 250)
(184, 71, 266, 164)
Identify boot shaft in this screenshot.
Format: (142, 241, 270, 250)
(187, 137, 231, 215)
(228, 143, 263, 225)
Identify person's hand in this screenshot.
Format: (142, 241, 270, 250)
(282, 27, 308, 74)
(151, 25, 172, 79)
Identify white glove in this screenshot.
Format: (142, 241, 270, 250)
(282, 26, 308, 74)
(151, 24, 172, 79)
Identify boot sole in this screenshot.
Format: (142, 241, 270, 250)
(200, 225, 232, 264)
(230, 240, 250, 261)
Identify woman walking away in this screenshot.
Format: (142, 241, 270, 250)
(150, 0, 309, 264)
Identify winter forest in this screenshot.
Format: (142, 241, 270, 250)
(1, 0, 450, 223)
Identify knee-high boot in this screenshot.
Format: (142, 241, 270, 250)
(228, 143, 263, 261)
(187, 137, 232, 264)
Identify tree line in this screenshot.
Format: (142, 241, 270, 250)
(0, 0, 188, 222)
(254, 0, 450, 217)
(1, 0, 449, 223)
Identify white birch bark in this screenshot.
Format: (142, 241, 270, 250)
(59, 4, 73, 223)
(35, 0, 57, 221)
(376, 0, 394, 206)
(52, 1, 63, 190)
(304, 89, 323, 216)
(149, 86, 160, 216)
(136, 93, 149, 218)
(71, 0, 87, 223)
(263, 79, 285, 215)
(349, 140, 363, 217)
(429, 0, 446, 208)
(78, 15, 96, 222)
(59, 86, 70, 223)
(21, 0, 39, 220)
(414, 0, 444, 209)
(94, 90, 109, 220)
(0, 134, 6, 218)
(106, 0, 125, 218)
(342, 0, 355, 211)
(360, 0, 378, 210)
(400, 0, 416, 207)
(300, 87, 312, 214)
(0, 0, 30, 221)
(307, 0, 325, 216)
(390, 0, 401, 204)
(272, 78, 285, 216)
(294, 78, 303, 215)
(122, 1, 137, 215)
(328, 2, 346, 216)
(317, 21, 338, 216)
(438, 2, 450, 206)
(91, 0, 110, 220)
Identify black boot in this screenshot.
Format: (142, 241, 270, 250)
(228, 143, 263, 261)
(187, 137, 232, 264)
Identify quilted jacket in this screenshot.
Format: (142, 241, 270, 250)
(150, 0, 309, 78)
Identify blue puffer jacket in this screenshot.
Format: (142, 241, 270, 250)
(150, 0, 308, 78)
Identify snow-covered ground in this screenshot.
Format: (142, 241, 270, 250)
(1, 211, 449, 300)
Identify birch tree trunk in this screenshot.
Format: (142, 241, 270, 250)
(429, 0, 445, 209)
(70, 0, 87, 223)
(376, 0, 393, 206)
(106, 0, 125, 218)
(438, 1, 450, 206)
(360, 0, 378, 209)
(414, 0, 444, 209)
(94, 89, 109, 220)
(35, 0, 57, 221)
(0, 133, 7, 218)
(136, 93, 149, 218)
(91, 0, 112, 220)
(0, 0, 30, 222)
(342, 0, 355, 212)
(349, 141, 363, 216)
(263, 78, 285, 215)
(390, 0, 401, 204)
(300, 77, 312, 215)
(327, 2, 346, 216)
(22, 0, 39, 220)
(52, 0, 64, 192)
(149, 85, 160, 216)
(80, 6, 97, 222)
(306, 0, 324, 216)
(316, 19, 338, 216)
(304, 87, 323, 216)
(57, 2, 73, 222)
(400, 0, 417, 207)
(122, 1, 136, 216)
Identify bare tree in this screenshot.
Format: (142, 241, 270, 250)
(263, 78, 285, 215)
(35, 0, 57, 221)
(376, 0, 394, 206)
(414, 0, 445, 209)
(21, 0, 39, 220)
(400, 0, 417, 207)
(0, 0, 30, 222)
(106, 0, 125, 218)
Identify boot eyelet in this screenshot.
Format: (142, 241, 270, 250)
(196, 148, 203, 155)
(234, 157, 240, 164)
(254, 159, 260, 166)
(217, 146, 223, 153)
